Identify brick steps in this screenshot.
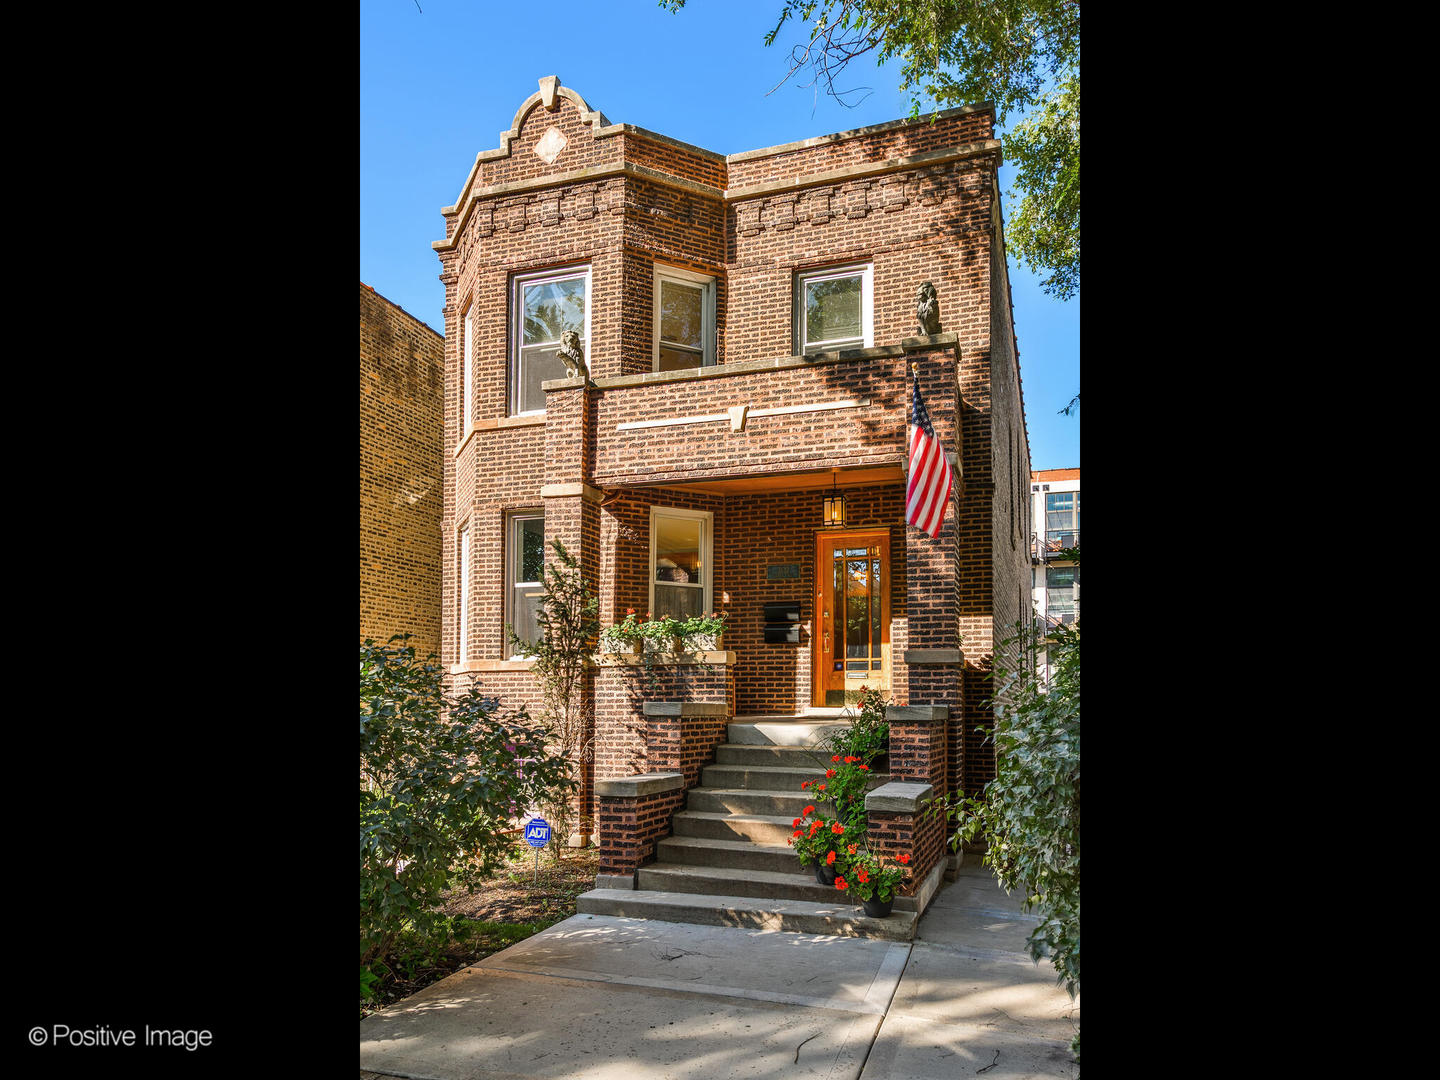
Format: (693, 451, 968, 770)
(580, 717, 914, 941)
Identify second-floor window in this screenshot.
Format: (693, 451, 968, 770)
(795, 263, 873, 354)
(654, 265, 715, 371)
(513, 266, 589, 415)
(1044, 490, 1080, 549)
(1047, 565, 1078, 619)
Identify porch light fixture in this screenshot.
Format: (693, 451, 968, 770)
(822, 475, 846, 527)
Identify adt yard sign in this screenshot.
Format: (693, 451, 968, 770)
(522, 815, 551, 883)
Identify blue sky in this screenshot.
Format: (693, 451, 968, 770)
(360, 0, 1078, 469)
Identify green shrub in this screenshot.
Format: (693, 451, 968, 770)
(956, 618, 1080, 1061)
(360, 635, 576, 970)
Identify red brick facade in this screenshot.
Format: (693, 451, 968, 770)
(437, 77, 1032, 847)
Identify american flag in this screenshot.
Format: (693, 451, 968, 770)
(906, 371, 952, 537)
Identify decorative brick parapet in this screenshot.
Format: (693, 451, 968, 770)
(641, 701, 731, 790)
(864, 781, 945, 911)
(595, 772, 686, 877)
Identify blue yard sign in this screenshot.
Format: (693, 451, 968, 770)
(522, 815, 551, 884)
(524, 817, 551, 848)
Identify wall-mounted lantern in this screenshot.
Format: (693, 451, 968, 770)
(822, 475, 845, 527)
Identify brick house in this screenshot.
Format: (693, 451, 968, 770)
(360, 282, 445, 660)
(434, 77, 1032, 932)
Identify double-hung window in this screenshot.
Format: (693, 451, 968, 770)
(653, 265, 715, 371)
(507, 511, 545, 655)
(457, 521, 471, 661)
(795, 264, 873, 354)
(649, 506, 712, 620)
(460, 300, 474, 435)
(512, 266, 589, 415)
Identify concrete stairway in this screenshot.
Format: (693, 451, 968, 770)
(577, 715, 918, 941)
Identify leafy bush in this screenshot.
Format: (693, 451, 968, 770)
(360, 636, 576, 971)
(955, 618, 1080, 1061)
(822, 685, 890, 763)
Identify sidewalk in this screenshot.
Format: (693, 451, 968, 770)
(359, 859, 1078, 1079)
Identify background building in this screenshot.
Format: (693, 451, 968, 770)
(1030, 466, 1079, 680)
(360, 282, 446, 659)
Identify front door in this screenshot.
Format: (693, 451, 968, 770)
(814, 529, 891, 707)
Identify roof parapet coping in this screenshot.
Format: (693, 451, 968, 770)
(725, 102, 994, 163)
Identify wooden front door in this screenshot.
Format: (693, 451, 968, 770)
(814, 529, 891, 707)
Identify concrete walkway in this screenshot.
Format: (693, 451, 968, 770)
(359, 859, 1078, 1079)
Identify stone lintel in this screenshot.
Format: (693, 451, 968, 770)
(641, 701, 731, 718)
(865, 781, 935, 813)
(595, 772, 685, 798)
(901, 649, 963, 665)
(540, 482, 603, 503)
(885, 705, 950, 723)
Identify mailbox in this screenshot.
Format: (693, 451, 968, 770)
(763, 600, 802, 644)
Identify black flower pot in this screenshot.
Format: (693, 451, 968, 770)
(861, 895, 894, 918)
(816, 864, 838, 886)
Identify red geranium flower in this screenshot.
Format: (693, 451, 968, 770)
(831, 754, 840, 763)
(825, 850, 836, 865)
(859, 764, 870, 772)
(801, 780, 811, 790)
(847, 844, 857, 855)
(792, 817, 802, 828)
(817, 783, 826, 791)
(792, 829, 802, 838)
(835, 877, 849, 890)
(897, 853, 911, 864)
(803, 805, 815, 816)
(626, 608, 635, 615)
(844, 756, 856, 764)
(831, 822, 844, 835)
(857, 867, 870, 883)
(826, 769, 836, 779)
(809, 822, 821, 836)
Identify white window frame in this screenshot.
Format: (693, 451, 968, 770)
(648, 505, 713, 619)
(794, 263, 873, 354)
(652, 264, 716, 371)
(511, 265, 591, 416)
(457, 520, 471, 661)
(506, 510, 545, 658)
(460, 298, 474, 436)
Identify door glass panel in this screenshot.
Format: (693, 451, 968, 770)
(870, 555, 881, 653)
(846, 558, 869, 660)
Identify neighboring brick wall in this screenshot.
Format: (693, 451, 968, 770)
(360, 283, 445, 659)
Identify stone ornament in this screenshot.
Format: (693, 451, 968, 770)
(535, 126, 568, 165)
(558, 330, 585, 377)
(916, 281, 941, 335)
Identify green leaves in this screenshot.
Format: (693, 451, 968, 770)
(360, 635, 577, 967)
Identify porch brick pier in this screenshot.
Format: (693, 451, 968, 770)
(592, 657, 736, 875)
(865, 780, 946, 913)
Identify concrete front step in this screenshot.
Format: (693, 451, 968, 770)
(727, 720, 851, 746)
(656, 835, 804, 874)
(701, 763, 892, 792)
(684, 787, 836, 817)
(714, 742, 837, 767)
(670, 810, 800, 845)
(636, 861, 924, 912)
(575, 887, 917, 941)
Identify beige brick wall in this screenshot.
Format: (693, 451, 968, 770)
(360, 283, 445, 659)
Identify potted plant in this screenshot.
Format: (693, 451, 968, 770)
(788, 807, 853, 885)
(598, 609, 645, 657)
(679, 610, 729, 651)
(833, 846, 912, 917)
(638, 613, 687, 655)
